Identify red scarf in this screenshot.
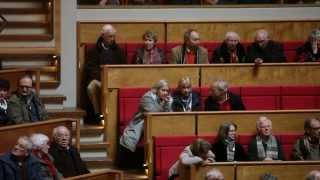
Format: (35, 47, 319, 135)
(32, 149, 57, 178)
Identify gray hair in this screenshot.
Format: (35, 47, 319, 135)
(211, 79, 228, 93)
(305, 170, 320, 180)
(101, 24, 116, 35)
(143, 30, 158, 42)
(225, 31, 240, 41)
(255, 29, 269, 40)
(205, 168, 224, 180)
(309, 28, 320, 41)
(30, 133, 49, 149)
(184, 29, 197, 42)
(256, 116, 272, 129)
(152, 79, 169, 91)
(52, 126, 70, 139)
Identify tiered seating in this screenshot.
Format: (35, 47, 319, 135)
(153, 133, 303, 180)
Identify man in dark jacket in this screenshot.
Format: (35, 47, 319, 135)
(49, 126, 89, 177)
(0, 78, 9, 125)
(246, 29, 286, 63)
(7, 75, 48, 124)
(84, 24, 126, 123)
(205, 79, 245, 111)
(0, 136, 44, 180)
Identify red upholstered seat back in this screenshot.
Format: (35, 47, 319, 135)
(280, 133, 302, 160)
(283, 41, 304, 62)
(241, 86, 281, 110)
(281, 86, 320, 109)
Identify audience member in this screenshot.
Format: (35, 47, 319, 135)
(49, 126, 89, 177)
(0, 136, 44, 179)
(119, 80, 172, 168)
(205, 168, 224, 180)
(7, 75, 48, 124)
(170, 29, 208, 64)
(296, 28, 320, 62)
(84, 24, 126, 123)
(213, 121, 247, 161)
(205, 79, 245, 111)
(292, 117, 320, 160)
(248, 116, 284, 161)
(246, 29, 286, 63)
(0, 78, 9, 125)
(212, 31, 246, 63)
(134, 30, 165, 64)
(172, 76, 200, 112)
(260, 172, 278, 180)
(305, 170, 320, 180)
(30, 133, 63, 180)
(168, 138, 215, 180)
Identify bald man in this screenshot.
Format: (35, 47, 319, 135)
(170, 29, 208, 64)
(212, 31, 246, 63)
(7, 75, 47, 124)
(84, 24, 126, 124)
(246, 29, 286, 63)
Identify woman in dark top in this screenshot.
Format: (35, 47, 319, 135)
(295, 28, 320, 62)
(213, 122, 247, 162)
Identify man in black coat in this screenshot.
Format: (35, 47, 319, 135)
(49, 126, 89, 177)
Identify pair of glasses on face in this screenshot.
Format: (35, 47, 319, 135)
(19, 85, 32, 89)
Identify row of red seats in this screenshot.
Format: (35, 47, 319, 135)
(118, 86, 320, 133)
(84, 41, 303, 63)
(154, 133, 302, 180)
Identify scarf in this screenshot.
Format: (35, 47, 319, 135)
(32, 149, 58, 178)
(179, 94, 192, 112)
(0, 99, 7, 111)
(256, 135, 278, 160)
(225, 138, 235, 161)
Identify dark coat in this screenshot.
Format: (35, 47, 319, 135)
(295, 42, 320, 62)
(204, 92, 245, 111)
(0, 153, 44, 180)
(0, 105, 8, 125)
(212, 42, 246, 63)
(247, 136, 284, 161)
(246, 40, 286, 63)
(172, 91, 201, 112)
(212, 140, 247, 162)
(85, 36, 126, 82)
(49, 142, 89, 178)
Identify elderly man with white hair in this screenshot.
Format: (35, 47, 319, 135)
(204, 79, 245, 111)
(49, 126, 89, 177)
(30, 133, 63, 180)
(248, 116, 284, 161)
(84, 24, 126, 124)
(212, 31, 246, 63)
(246, 29, 286, 64)
(0, 136, 44, 179)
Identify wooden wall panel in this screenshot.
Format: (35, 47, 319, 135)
(79, 23, 165, 44)
(200, 63, 320, 87)
(166, 21, 320, 42)
(197, 110, 320, 135)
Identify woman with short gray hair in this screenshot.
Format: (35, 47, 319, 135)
(296, 28, 320, 62)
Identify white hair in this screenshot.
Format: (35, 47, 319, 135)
(206, 168, 224, 180)
(225, 31, 240, 41)
(152, 79, 169, 91)
(255, 29, 269, 40)
(30, 133, 49, 149)
(52, 126, 70, 138)
(256, 116, 272, 129)
(212, 79, 228, 92)
(101, 24, 116, 35)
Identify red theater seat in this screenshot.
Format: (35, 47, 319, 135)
(280, 133, 302, 160)
(281, 86, 320, 109)
(241, 86, 281, 110)
(283, 41, 304, 62)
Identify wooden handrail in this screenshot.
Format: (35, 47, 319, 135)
(64, 169, 124, 180)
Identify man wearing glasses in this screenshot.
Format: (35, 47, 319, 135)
(7, 75, 48, 124)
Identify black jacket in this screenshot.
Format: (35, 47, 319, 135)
(172, 91, 201, 112)
(212, 140, 247, 162)
(49, 142, 89, 178)
(0, 106, 8, 125)
(85, 36, 126, 82)
(296, 42, 320, 62)
(204, 92, 245, 111)
(212, 42, 246, 63)
(246, 40, 286, 63)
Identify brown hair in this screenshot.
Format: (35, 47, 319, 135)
(190, 138, 211, 156)
(217, 122, 237, 141)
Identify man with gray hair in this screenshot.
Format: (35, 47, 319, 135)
(170, 29, 208, 64)
(246, 29, 286, 63)
(0, 136, 44, 179)
(248, 116, 284, 161)
(84, 24, 126, 124)
(205, 168, 224, 180)
(205, 79, 245, 111)
(212, 31, 246, 63)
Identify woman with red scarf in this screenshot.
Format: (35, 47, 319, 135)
(30, 133, 63, 180)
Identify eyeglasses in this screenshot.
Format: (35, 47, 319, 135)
(19, 85, 32, 89)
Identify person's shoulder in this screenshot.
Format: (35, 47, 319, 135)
(171, 45, 183, 52)
(7, 93, 19, 103)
